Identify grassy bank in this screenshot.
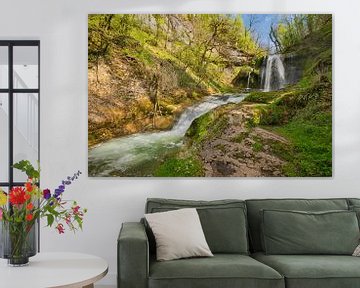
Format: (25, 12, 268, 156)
(245, 81, 332, 176)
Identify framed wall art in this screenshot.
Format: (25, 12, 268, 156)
(88, 14, 332, 177)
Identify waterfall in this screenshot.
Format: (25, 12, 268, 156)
(260, 62, 266, 88)
(170, 95, 244, 135)
(262, 54, 286, 92)
(246, 71, 251, 90)
(89, 94, 245, 176)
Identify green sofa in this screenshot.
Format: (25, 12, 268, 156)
(118, 198, 360, 288)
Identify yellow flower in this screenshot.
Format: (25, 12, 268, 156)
(0, 190, 7, 206)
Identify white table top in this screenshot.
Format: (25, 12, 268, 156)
(0, 252, 108, 288)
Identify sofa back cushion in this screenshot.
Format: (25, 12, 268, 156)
(347, 199, 360, 228)
(246, 198, 349, 252)
(261, 209, 359, 255)
(348, 198, 360, 207)
(145, 198, 249, 254)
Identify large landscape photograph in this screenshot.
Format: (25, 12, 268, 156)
(88, 14, 332, 177)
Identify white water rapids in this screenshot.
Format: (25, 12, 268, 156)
(88, 94, 245, 177)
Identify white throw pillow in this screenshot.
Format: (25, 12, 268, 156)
(145, 208, 213, 261)
(353, 244, 360, 256)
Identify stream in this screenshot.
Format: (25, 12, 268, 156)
(88, 94, 246, 177)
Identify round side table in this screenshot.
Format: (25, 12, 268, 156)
(0, 252, 108, 288)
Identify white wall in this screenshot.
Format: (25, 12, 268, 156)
(1, 0, 360, 285)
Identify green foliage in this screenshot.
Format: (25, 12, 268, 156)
(254, 76, 332, 177)
(252, 140, 263, 152)
(154, 157, 204, 177)
(47, 214, 55, 227)
(272, 113, 332, 177)
(255, 74, 331, 127)
(13, 160, 40, 181)
(186, 111, 229, 144)
(88, 14, 263, 91)
(245, 90, 281, 104)
(88, 14, 138, 62)
(256, 104, 287, 125)
(172, 65, 198, 89)
(180, 14, 262, 85)
(130, 27, 153, 46)
(231, 66, 261, 89)
(123, 46, 154, 65)
(231, 131, 249, 143)
(272, 14, 332, 53)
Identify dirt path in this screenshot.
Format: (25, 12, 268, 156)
(198, 105, 290, 177)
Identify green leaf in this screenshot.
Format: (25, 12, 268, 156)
(47, 214, 54, 227)
(13, 160, 40, 180)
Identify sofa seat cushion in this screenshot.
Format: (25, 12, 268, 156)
(149, 254, 284, 288)
(252, 252, 360, 288)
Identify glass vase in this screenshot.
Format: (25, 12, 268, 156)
(0, 220, 37, 266)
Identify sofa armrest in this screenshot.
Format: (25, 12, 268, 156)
(118, 222, 149, 288)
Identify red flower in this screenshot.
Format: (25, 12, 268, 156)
(24, 193, 31, 201)
(65, 214, 71, 225)
(72, 205, 80, 215)
(56, 223, 65, 234)
(26, 214, 33, 221)
(26, 203, 34, 210)
(9, 187, 26, 205)
(25, 182, 33, 192)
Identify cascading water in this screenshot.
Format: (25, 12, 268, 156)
(262, 54, 286, 92)
(246, 71, 251, 90)
(88, 94, 245, 177)
(260, 63, 266, 89)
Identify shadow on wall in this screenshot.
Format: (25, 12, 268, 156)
(83, 0, 283, 12)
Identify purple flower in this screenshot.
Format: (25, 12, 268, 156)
(43, 189, 51, 200)
(54, 189, 63, 198)
(54, 171, 82, 199)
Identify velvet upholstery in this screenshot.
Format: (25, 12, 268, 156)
(351, 206, 360, 226)
(246, 198, 349, 252)
(118, 222, 148, 288)
(149, 254, 284, 288)
(146, 198, 249, 254)
(118, 198, 360, 288)
(253, 252, 360, 288)
(347, 198, 360, 207)
(261, 209, 359, 255)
